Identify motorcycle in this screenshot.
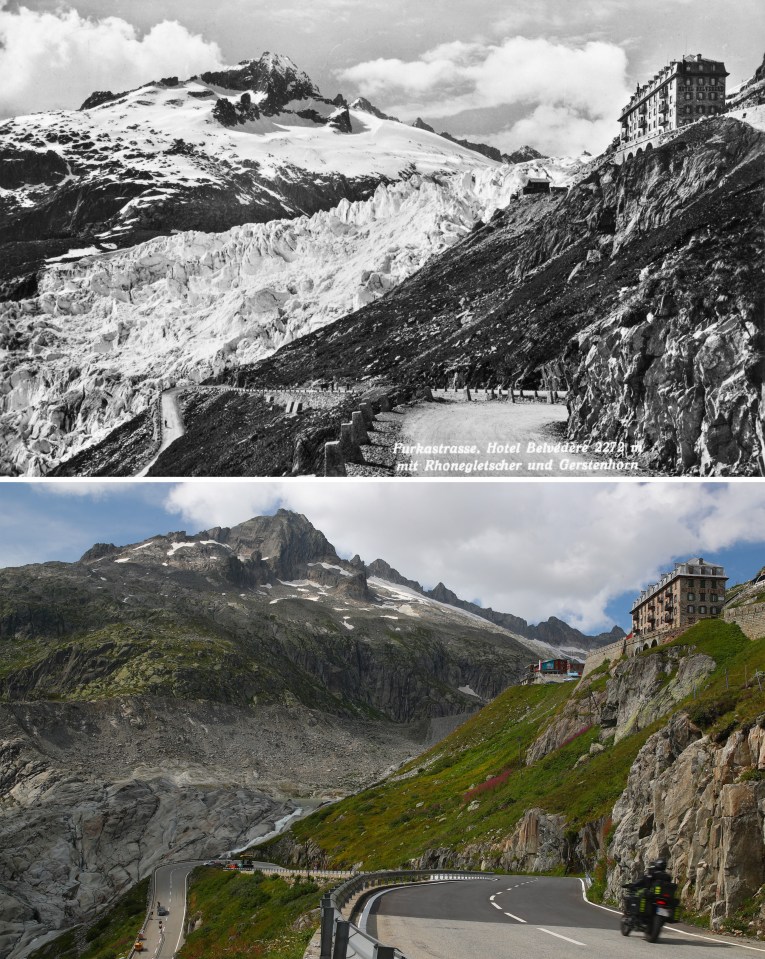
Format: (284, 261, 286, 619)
(620, 882, 678, 942)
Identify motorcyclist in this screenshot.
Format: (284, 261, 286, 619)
(628, 860, 671, 913)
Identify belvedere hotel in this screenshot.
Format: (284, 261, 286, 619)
(631, 557, 728, 640)
(618, 53, 728, 158)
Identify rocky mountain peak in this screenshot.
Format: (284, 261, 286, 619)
(429, 581, 459, 604)
(200, 51, 321, 113)
(79, 542, 120, 563)
(350, 97, 399, 122)
(506, 144, 547, 163)
(365, 558, 424, 592)
(208, 509, 340, 578)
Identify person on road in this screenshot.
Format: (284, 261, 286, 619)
(627, 859, 671, 915)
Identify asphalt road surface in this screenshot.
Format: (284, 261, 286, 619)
(399, 395, 638, 477)
(137, 860, 284, 958)
(137, 388, 186, 477)
(139, 862, 197, 959)
(365, 876, 765, 959)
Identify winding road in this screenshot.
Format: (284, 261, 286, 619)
(364, 876, 765, 959)
(137, 860, 285, 959)
(137, 388, 186, 477)
(138, 862, 198, 959)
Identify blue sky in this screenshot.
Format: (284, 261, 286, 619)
(1, 480, 763, 634)
(1, 0, 762, 154)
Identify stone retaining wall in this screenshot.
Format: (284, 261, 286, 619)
(582, 626, 687, 676)
(198, 385, 351, 411)
(724, 602, 765, 640)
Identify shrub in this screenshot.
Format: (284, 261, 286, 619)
(463, 767, 513, 803)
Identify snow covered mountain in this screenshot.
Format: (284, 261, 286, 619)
(0, 51, 496, 299)
(0, 150, 586, 475)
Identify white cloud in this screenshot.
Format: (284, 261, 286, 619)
(163, 481, 765, 633)
(0, 3, 224, 117)
(483, 104, 620, 157)
(338, 35, 629, 155)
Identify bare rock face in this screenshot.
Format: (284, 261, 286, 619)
(496, 808, 569, 873)
(599, 650, 716, 741)
(0, 691, 424, 959)
(607, 714, 765, 932)
(408, 809, 572, 875)
(525, 647, 716, 763)
(0, 734, 287, 959)
(563, 120, 765, 476)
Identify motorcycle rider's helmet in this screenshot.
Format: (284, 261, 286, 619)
(652, 858, 667, 870)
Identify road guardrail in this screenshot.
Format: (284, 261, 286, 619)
(318, 869, 490, 959)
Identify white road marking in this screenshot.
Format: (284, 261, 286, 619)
(538, 927, 586, 946)
(578, 878, 765, 953)
(490, 894, 497, 901)
(504, 912, 527, 923)
(671, 928, 765, 953)
(578, 878, 620, 915)
(491, 901, 502, 910)
(174, 867, 190, 956)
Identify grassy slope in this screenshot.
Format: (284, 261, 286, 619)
(179, 869, 330, 959)
(29, 878, 150, 959)
(260, 622, 764, 871)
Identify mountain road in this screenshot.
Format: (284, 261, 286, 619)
(137, 388, 186, 477)
(364, 876, 765, 959)
(139, 862, 196, 959)
(398, 393, 641, 476)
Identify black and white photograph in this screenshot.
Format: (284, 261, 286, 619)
(0, 0, 762, 477)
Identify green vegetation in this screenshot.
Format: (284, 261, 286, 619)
(258, 681, 655, 870)
(720, 888, 765, 938)
(178, 868, 330, 959)
(728, 587, 765, 610)
(29, 878, 150, 959)
(666, 621, 765, 736)
(257, 621, 764, 875)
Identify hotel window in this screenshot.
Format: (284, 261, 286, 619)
(699, 606, 707, 614)
(710, 607, 718, 614)
(687, 605, 695, 614)
(687, 593, 695, 601)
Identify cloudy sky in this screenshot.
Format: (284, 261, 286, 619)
(1, 0, 762, 154)
(1, 480, 763, 634)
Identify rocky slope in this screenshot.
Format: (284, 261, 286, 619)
(727, 53, 765, 110)
(0, 154, 585, 476)
(233, 112, 764, 475)
(1, 507, 619, 956)
(0, 695, 421, 959)
(260, 620, 765, 936)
